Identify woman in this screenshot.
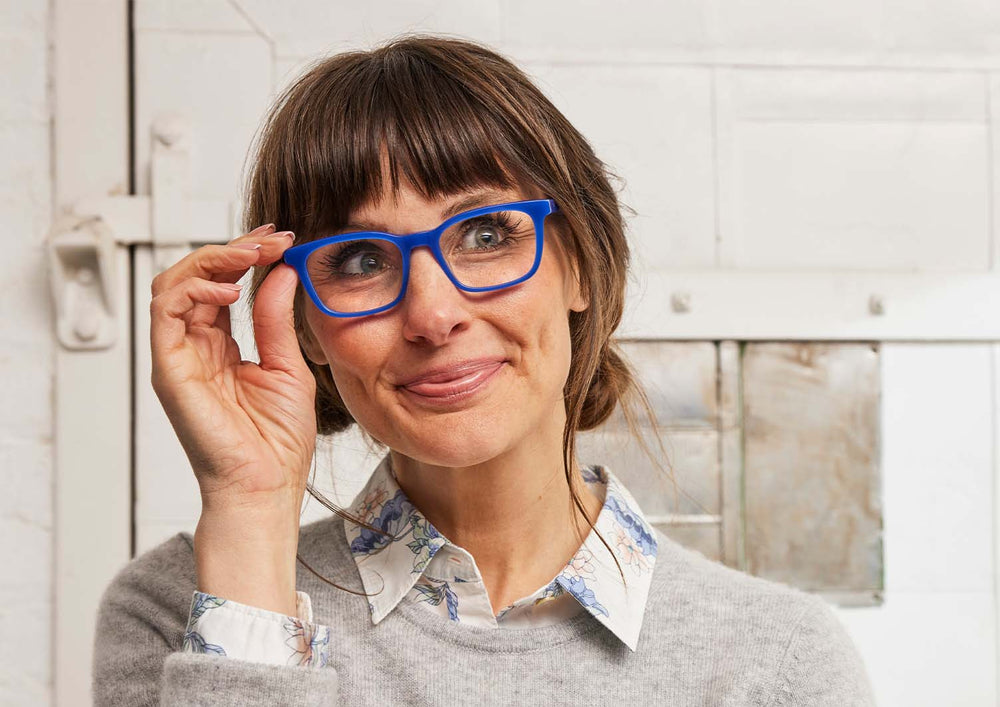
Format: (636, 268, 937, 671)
(93, 35, 875, 705)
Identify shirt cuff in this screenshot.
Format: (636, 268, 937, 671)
(181, 590, 332, 668)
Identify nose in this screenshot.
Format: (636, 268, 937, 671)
(399, 247, 471, 346)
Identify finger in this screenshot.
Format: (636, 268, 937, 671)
(232, 222, 276, 242)
(185, 245, 258, 330)
(151, 276, 243, 357)
(213, 298, 233, 338)
(252, 264, 309, 375)
(191, 232, 295, 332)
(189, 282, 237, 333)
(151, 243, 264, 297)
(209, 232, 295, 284)
(157, 220, 273, 297)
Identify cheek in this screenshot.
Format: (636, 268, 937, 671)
(507, 274, 575, 387)
(306, 314, 390, 391)
(539, 306, 574, 381)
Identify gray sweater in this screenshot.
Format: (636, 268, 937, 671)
(92, 514, 876, 706)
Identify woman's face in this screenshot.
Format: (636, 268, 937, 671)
(300, 180, 588, 467)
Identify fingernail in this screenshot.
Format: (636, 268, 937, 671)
(266, 230, 295, 239)
(249, 223, 275, 235)
(231, 243, 262, 251)
(220, 283, 243, 291)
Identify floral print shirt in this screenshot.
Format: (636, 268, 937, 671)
(181, 454, 658, 667)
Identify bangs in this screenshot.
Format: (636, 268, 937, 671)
(266, 46, 524, 240)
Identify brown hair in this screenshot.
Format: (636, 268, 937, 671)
(244, 34, 667, 592)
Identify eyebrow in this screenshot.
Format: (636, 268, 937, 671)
(340, 189, 516, 234)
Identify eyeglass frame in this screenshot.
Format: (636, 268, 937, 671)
(281, 198, 559, 318)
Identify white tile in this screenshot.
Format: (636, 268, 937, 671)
(134, 429, 382, 555)
(0, 242, 53, 351)
(312, 428, 388, 506)
(833, 592, 996, 706)
(883, 0, 1000, 55)
(0, 30, 48, 122)
(134, 0, 255, 32)
(237, 0, 502, 57)
(0, 0, 46, 28)
(618, 341, 719, 424)
(717, 70, 989, 271)
(0, 518, 51, 594)
(502, 0, 711, 57)
(714, 0, 880, 54)
(881, 344, 995, 593)
(135, 31, 273, 199)
(0, 591, 51, 705)
(0, 441, 52, 524)
(0, 121, 50, 205)
(729, 70, 986, 122)
(133, 398, 203, 526)
(274, 55, 318, 95)
(989, 74, 1000, 271)
(132, 246, 202, 532)
(577, 427, 721, 516)
(526, 64, 717, 269)
(134, 398, 202, 530)
(0, 341, 51, 441)
(136, 520, 197, 557)
(734, 123, 987, 269)
(260, 438, 374, 529)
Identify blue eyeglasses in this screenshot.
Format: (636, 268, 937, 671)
(282, 199, 558, 317)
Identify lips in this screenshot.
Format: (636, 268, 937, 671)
(397, 359, 506, 398)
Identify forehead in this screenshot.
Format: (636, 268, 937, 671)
(343, 181, 540, 233)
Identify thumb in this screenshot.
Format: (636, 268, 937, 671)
(253, 263, 308, 375)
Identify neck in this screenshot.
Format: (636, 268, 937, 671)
(389, 414, 603, 615)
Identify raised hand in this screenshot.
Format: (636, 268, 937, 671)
(149, 223, 316, 614)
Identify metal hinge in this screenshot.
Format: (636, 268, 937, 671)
(47, 213, 119, 349)
(47, 114, 236, 349)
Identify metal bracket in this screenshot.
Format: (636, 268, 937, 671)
(47, 213, 119, 350)
(45, 112, 211, 350)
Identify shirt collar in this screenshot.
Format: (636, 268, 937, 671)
(343, 453, 658, 651)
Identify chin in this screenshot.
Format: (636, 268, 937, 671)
(387, 421, 518, 470)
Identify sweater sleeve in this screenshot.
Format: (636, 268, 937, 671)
(767, 595, 876, 707)
(92, 532, 340, 707)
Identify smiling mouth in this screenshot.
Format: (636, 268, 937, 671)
(399, 360, 506, 400)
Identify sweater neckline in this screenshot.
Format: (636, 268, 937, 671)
(390, 589, 607, 652)
(343, 453, 659, 651)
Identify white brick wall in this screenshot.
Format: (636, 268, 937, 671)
(0, 0, 53, 705)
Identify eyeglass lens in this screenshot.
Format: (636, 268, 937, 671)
(304, 208, 538, 314)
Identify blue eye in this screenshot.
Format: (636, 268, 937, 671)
(343, 252, 385, 275)
(321, 241, 393, 278)
(456, 213, 519, 252)
(461, 223, 505, 250)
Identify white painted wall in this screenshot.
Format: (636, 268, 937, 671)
(0, 1, 53, 705)
(5, 0, 999, 704)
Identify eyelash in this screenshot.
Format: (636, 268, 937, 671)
(324, 212, 522, 267)
(326, 241, 377, 271)
(460, 213, 518, 247)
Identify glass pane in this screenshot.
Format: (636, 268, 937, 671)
(440, 209, 537, 288)
(306, 238, 403, 313)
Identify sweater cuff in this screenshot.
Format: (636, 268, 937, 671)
(162, 651, 338, 706)
(182, 590, 332, 668)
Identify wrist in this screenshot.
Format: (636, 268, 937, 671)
(193, 507, 301, 616)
